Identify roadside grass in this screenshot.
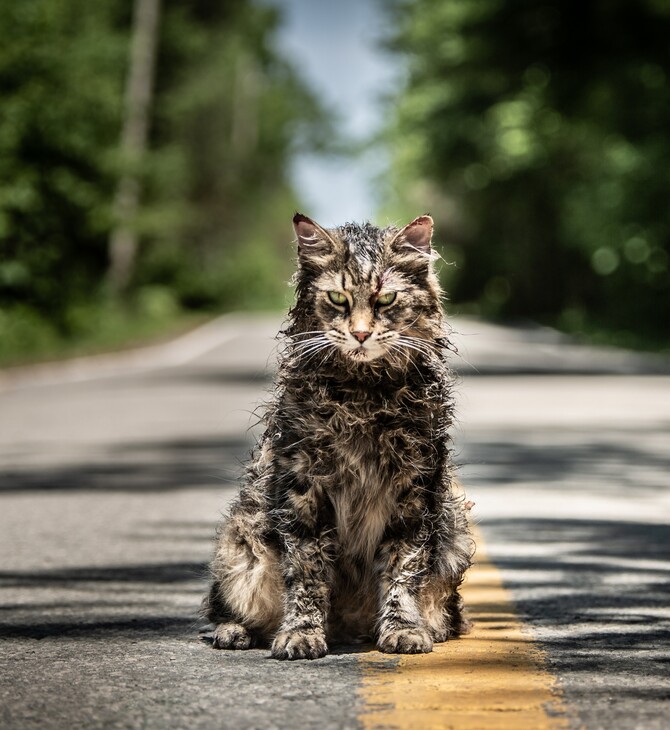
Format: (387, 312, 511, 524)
(555, 318, 670, 355)
(0, 231, 294, 370)
(450, 301, 670, 356)
(0, 294, 210, 369)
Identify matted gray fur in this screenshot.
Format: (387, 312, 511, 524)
(202, 213, 474, 660)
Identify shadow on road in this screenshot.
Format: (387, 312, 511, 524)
(457, 425, 670, 494)
(0, 615, 198, 640)
(0, 559, 208, 640)
(0, 436, 254, 492)
(484, 517, 670, 690)
(138, 366, 274, 387)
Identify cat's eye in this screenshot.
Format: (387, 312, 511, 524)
(376, 291, 397, 306)
(327, 291, 347, 306)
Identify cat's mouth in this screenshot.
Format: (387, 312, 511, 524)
(345, 343, 384, 362)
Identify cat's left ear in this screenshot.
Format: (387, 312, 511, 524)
(390, 214, 433, 255)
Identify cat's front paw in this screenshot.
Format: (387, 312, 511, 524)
(271, 629, 328, 660)
(212, 622, 255, 650)
(377, 627, 433, 654)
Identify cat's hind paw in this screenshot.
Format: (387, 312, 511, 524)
(212, 622, 255, 650)
(377, 627, 433, 654)
(271, 629, 328, 660)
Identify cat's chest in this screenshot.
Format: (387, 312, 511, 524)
(280, 394, 437, 559)
(323, 405, 427, 557)
(324, 432, 395, 559)
(324, 399, 431, 469)
(282, 379, 438, 473)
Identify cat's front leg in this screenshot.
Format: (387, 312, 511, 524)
(271, 532, 334, 660)
(375, 527, 434, 654)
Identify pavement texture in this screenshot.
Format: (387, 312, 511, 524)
(1, 314, 669, 729)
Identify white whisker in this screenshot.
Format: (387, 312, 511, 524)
(290, 335, 328, 351)
(289, 330, 328, 338)
(302, 342, 335, 367)
(295, 342, 330, 358)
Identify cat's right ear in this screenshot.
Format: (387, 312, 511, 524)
(389, 215, 434, 255)
(293, 213, 337, 263)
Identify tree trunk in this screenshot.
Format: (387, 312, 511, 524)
(108, 0, 162, 295)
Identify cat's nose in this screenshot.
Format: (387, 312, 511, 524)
(351, 330, 371, 343)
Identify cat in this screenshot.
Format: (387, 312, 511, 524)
(202, 213, 474, 660)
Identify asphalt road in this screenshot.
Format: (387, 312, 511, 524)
(1, 314, 668, 729)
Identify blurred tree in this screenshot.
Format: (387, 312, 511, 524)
(108, 0, 162, 294)
(385, 0, 670, 344)
(0, 0, 330, 359)
(0, 2, 125, 331)
(141, 0, 332, 312)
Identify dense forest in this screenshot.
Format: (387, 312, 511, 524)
(384, 0, 670, 349)
(1, 0, 668, 364)
(0, 0, 329, 363)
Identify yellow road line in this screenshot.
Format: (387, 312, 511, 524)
(357, 529, 573, 729)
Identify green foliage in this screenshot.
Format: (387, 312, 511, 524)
(384, 0, 670, 345)
(0, 2, 126, 329)
(0, 293, 203, 368)
(143, 0, 330, 283)
(0, 0, 328, 364)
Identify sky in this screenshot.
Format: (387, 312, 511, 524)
(264, 0, 401, 226)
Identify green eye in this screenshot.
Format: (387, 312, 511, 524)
(376, 291, 397, 306)
(327, 290, 347, 305)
